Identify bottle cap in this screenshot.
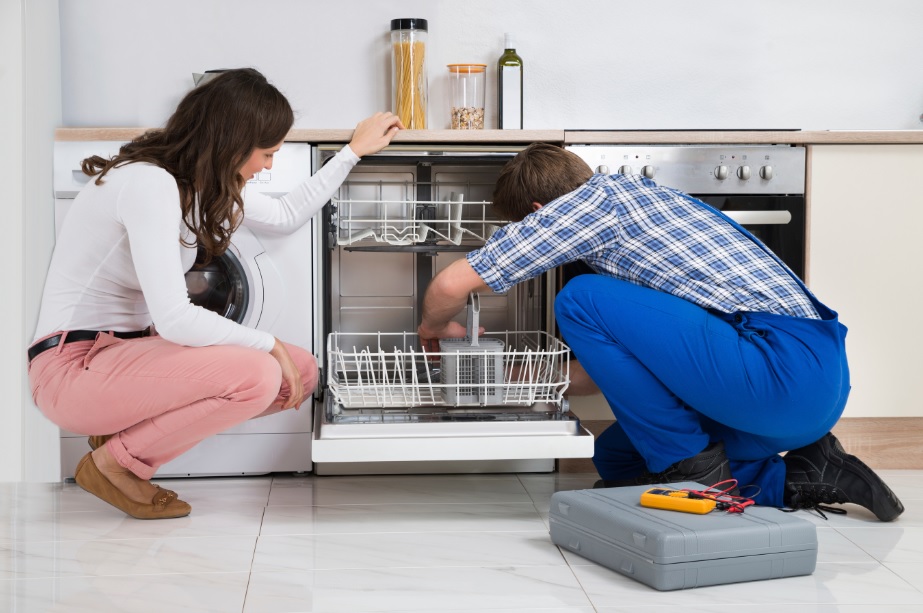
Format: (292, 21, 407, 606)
(504, 33, 515, 49)
(391, 18, 428, 31)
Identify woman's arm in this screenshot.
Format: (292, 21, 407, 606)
(121, 165, 276, 350)
(242, 112, 403, 234)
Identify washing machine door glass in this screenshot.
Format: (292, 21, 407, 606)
(184, 246, 250, 324)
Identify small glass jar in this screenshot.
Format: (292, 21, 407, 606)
(448, 64, 486, 130)
(391, 18, 428, 129)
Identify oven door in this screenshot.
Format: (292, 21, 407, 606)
(699, 195, 806, 280)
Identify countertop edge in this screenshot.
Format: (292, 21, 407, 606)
(54, 128, 923, 145)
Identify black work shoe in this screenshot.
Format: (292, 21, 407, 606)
(594, 441, 735, 492)
(783, 432, 904, 522)
(637, 441, 736, 491)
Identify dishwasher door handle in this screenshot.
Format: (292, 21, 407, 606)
(723, 210, 792, 225)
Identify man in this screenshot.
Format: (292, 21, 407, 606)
(417, 143, 903, 521)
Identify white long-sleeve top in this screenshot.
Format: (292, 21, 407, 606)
(33, 145, 360, 351)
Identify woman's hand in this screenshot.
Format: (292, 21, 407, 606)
(269, 337, 306, 410)
(348, 112, 404, 158)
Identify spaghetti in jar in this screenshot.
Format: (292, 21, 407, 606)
(391, 18, 428, 129)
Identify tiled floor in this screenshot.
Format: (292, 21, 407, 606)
(1, 470, 921, 612)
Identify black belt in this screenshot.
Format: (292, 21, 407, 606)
(27, 329, 150, 362)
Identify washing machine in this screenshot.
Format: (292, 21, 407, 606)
(53, 140, 317, 478)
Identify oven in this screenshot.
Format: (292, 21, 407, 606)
(564, 145, 807, 279)
(310, 145, 594, 475)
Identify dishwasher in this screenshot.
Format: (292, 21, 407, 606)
(310, 144, 594, 475)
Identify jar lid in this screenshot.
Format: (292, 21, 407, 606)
(391, 18, 428, 31)
(447, 64, 487, 73)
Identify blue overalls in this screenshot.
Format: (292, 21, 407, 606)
(553, 202, 850, 507)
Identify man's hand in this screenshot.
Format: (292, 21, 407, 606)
(417, 320, 471, 353)
(417, 258, 491, 351)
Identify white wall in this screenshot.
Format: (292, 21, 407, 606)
(59, 0, 923, 131)
(1, 0, 26, 483)
(2, 0, 61, 482)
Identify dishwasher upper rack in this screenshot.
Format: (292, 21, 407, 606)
(327, 330, 570, 409)
(330, 179, 506, 247)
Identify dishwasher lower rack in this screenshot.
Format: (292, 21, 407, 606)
(326, 330, 570, 414)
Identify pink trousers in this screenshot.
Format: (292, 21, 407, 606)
(28, 331, 317, 480)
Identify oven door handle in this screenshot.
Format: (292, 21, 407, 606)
(722, 210, 792, 225)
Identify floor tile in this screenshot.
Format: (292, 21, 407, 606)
(516, 473, 599, 513)
(252, 530, 566, 572)
(244, 566, 592, 612)
(0, 482, 108, 516)
(268, 473, 533, 506)
(883, 562, 923, 591)
(836, 527, 923, 563)
(260, 502, 546, 536)
(0, 504, 266, 543)
(157, 476, 272, 510)
(570, 561, 923, 607)
(815, 527, 877, 563)
(0, 571, 249, 613)
(0, 471, 920, 610)
(0, 535, 257, 579)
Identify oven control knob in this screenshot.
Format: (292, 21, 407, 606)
(618, 165, 633, 175)
(641, 165, 655, 179)
(759, 165, 773, 180)
(737, 165, 751, 180)
(714, 165, 729, 180)
(596, 164, 610, 175)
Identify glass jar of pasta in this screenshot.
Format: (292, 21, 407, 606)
(390, 18, 428, 129)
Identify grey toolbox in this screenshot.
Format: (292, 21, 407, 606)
(549, 482, 817, 591)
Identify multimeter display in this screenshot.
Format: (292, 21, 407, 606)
(639, 488, 717, 514)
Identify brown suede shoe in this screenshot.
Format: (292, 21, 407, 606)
(74, 453, 191, 520)
(86, 436, 180, 501)
(88, 434, 114, 450)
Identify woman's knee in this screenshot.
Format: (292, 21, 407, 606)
(227, 348, 283, 406)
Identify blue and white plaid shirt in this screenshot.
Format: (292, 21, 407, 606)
(469, 173, 820, 320)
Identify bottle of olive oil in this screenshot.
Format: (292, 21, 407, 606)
(497, 33, 523, 129)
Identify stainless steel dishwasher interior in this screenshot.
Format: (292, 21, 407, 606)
(315, 146, 574, 430)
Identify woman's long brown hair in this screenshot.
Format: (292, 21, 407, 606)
(81, 68, 294, 260)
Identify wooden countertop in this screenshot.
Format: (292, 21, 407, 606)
(55, 127, 923, 145)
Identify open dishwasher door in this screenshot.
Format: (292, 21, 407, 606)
(309, 145, 594, 475)
(312, 317, 595, 474)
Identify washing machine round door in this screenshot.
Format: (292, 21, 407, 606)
(184, 246, 250, 324)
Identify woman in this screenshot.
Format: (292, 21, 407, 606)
(28, 68, 402, 519)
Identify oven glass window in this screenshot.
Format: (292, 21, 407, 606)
(698, 195, 806, 280)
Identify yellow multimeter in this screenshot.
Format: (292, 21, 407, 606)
(640, 488, 717, 514)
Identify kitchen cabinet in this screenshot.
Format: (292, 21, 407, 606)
(807, 145, 923, 418)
